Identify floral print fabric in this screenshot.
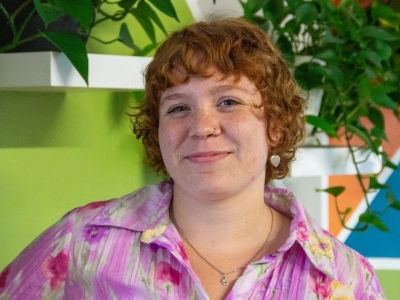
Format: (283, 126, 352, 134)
(0, 182, 386, 299)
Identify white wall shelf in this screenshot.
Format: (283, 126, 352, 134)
(0, 52, 152, 92)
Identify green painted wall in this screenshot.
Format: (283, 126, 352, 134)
(0, 0, 192, 271)
(0, 1, 398, 298)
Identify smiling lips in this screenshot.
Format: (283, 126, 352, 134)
(185, 151, 230, 163)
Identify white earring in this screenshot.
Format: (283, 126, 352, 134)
(270, 154, 280, 167)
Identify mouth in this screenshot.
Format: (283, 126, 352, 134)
(185, 151, 230, 163)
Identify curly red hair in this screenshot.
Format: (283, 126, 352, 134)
(130, 18, 305, 182)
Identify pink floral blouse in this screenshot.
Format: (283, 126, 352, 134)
(0, 182, 386, 299)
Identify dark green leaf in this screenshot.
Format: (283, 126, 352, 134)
(53, 0, 94, 31)
(118, 23, 140, 51)
(131, 8, 156, 44)
(148, 0, 179, 22)
(318, 186, 345, 197)
(367, 107, 384, 130)
(134, 42, 157, 56)
(138, 1, 167, 35)
(294, 63, 324, 90)
(305, 115, 338, 137)
(118, 0, 138, 10)
(276, 35, 294, 64)
(371, 126, 387, 140)
(382, 153, 398, 169)
(359, 212, 389, 231)
(41, 32, 89, 85)
(346, 124, 378, 153)
(33, 0, 63, 27)
(369, 175, 389, 190)
(263, 0, 286, 26)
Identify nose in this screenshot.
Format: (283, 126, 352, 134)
(189, 110, 220, 139)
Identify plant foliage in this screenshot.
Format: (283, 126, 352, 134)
(0, 0, 179, 84)
(242, 0, 400, 231)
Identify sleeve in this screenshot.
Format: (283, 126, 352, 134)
(0, 209, 77, 300)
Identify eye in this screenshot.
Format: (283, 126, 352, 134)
(167, 105, 188, 114)
(218, 98, 241, 107)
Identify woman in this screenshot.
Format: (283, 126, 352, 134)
(0, 19, 385, 299)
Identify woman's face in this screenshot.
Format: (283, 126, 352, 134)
(158, 69, 273, 200)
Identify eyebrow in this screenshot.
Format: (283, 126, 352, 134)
(160, 84, 256, 103)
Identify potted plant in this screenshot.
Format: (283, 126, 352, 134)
(0, 0, 179, 84)
(240, 0, 400, 231)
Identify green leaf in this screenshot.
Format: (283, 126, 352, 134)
(118, 23, 140, 51)
(382, 153, 398, 169)
(147, 0, 179, 22)
(33, 0, 63, 27)
(294, 63, 324, 90)
(134, 42, 158, 56)
(318, 186, 345, 197)
(131, 8, 156, 44)
(374, 40, 392, 61)
(371, 93, 399, 112)
(138, 1, 167, 35)
(369, 175, 390, 190)
(367, 107, 384, 130)
(41, 32, 89, 85)
(246, 0, 269, 14)
(276, 35, 294, 64)
(371, 126, 387, 140)
(118, 0, 138, 10)
(315, 50, 339, 64)
(372, 2, 400, 31)
(360, 26, 398, 41)
(317, 65, 343, 84)
(53, 0, 94, 31)
(359, 212, 389, 231)
(387, 191, 400, 210)
(305, 115, 338, 137)
(295, 3, 317, 25)
(346, 124, 378, 153)
(363, 49, 382, 69)
(324, 28, 345, 44)
(263, 0, 286, 26)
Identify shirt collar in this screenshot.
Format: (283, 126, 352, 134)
(264, 184, 338, 280)
(89, 181, 173, 233)
(89, 182, 338, 280)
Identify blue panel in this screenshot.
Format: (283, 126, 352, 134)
(345, 162, 400, 258)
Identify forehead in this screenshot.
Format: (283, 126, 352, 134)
(161, 69, 258, 100)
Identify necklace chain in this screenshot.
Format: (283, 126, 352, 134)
(172, 206, 274, 286)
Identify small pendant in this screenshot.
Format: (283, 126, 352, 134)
(220, 274, 229, 285)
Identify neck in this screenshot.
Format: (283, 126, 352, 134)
(170, 177, 271, 248)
